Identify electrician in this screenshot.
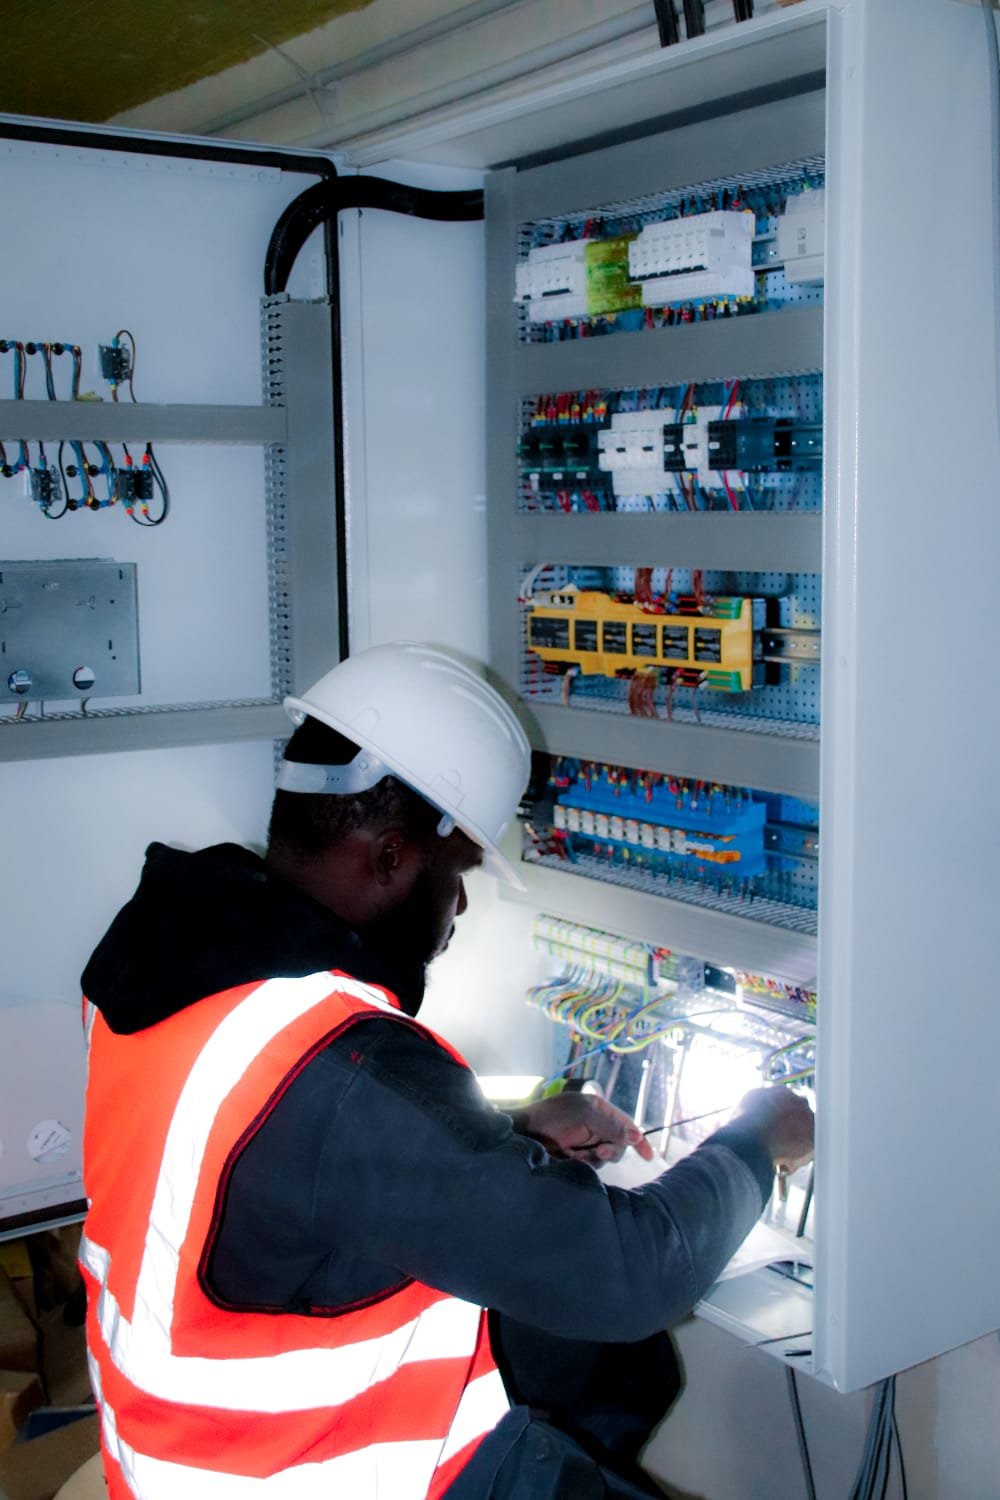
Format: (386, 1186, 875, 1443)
(79, 641, 813, 1500)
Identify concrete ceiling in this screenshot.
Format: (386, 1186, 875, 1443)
(1, 1, 374, 123)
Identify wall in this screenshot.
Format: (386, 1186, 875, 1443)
(644, 1318, 1000, 1500)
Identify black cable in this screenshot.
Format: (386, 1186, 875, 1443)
(263, 172, 484, 657)
(796, 1162, 814, 1237)
(786, 1366, 817, 1500)
(681, 0, 705, 38)
(135, 444, 170, 527)
(0, 118, 340, 188)
(42, 344, 57, 400)
(115, 328, 138, 402)
(654, 0, 681, 47)
(981, 0, 1000, 442)
(263, 176, 484, 297)
(752, 1330, 812, 1348)
(849, 1377, 903, 1500)
(892, 1403, 909, 1500)
(56, 442, 85, 516)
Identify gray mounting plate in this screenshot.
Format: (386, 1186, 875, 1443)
(0, 558, 140, 702)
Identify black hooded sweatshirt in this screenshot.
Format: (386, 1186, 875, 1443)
(82, 841, 774, 1495)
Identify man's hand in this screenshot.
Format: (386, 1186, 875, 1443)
(511, 1091, 656, 1166)
(731, 1087, 815, 1177)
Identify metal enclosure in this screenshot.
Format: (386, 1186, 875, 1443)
(485, 0, 1000, 1391)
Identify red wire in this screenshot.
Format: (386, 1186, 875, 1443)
(723, 379, 740, 420)
(721, 472, 740, 511)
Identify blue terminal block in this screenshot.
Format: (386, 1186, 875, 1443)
(549, 765, 767, 878)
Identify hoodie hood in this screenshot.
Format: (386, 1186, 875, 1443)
(81, 842, 427, 1035)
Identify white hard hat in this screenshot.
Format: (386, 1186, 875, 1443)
(279, 643, 531, 889)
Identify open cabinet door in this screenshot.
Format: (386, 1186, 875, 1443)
(816, 0, 1000, 1390)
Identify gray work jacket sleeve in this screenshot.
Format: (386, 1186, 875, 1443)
(209, 1015, 771, 1344)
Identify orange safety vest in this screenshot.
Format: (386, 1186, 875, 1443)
(80, 969, 509, 1499)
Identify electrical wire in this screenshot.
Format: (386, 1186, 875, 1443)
(786, 1366, 817, 1500)
(110, 329, 168, 525)
(42, 344, 57, 400)
(58, 440, 93, 511)
(982, 0, 1000, 442)
(848, 1377, 904, 1500)
(131, 444, 170, 527)
(264, 177, 484, 297)
(892, 1407, 909, 1500)
(114, 329, 137, 403)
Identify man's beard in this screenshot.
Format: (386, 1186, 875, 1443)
(361, 866, 448, 977)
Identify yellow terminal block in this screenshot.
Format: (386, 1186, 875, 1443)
(526, 587, 756, 691)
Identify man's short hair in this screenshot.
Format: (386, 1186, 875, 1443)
(267, 716, 442, 858)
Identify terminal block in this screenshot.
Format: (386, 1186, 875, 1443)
(27, 466, 61, 511)
(98, 342, 131, 386)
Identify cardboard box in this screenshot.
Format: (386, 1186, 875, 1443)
(0, 1270, 38, 1375)
(0, 1370, 45, 1451)
(0, 1413, 100, 1500)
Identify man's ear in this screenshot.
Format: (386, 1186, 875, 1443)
(371, 827, 423, 889)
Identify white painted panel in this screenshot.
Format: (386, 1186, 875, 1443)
(0, 134, 324, 1230)
(340, 160, 488, 659)
(2, 742, 274, 1009)
(339, 161, 552, 1071)
(817, 0, 1000, 1389)
(0, 138, 318, 708)
(0, 140, 314, 403)
(0, 739, 275, 1231)
(2, 446, 272, 706)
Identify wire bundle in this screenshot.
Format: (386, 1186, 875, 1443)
(849, 1377, 907, 1500)
(526, 970, 683, 1067)
(788, 1372, 907, 1500)
(0, 330, 169, 523)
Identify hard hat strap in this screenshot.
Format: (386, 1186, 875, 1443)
(277, 752, 458, 841)
(276, 751, 389, 797)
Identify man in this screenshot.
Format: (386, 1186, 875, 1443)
(80, 642, 813, 1499)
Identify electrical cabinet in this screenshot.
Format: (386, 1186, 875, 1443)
(472, 0, 1000, 1392)
(2, 0, 998, 1404)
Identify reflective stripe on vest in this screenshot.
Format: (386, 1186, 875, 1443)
(82, 971, 509, 1497)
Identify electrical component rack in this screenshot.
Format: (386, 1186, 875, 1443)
(0, 297, 338, 762)
(484, 0, 1000, 1397)
(487, 90, 826, 984)
(0, 123, 344, 765)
